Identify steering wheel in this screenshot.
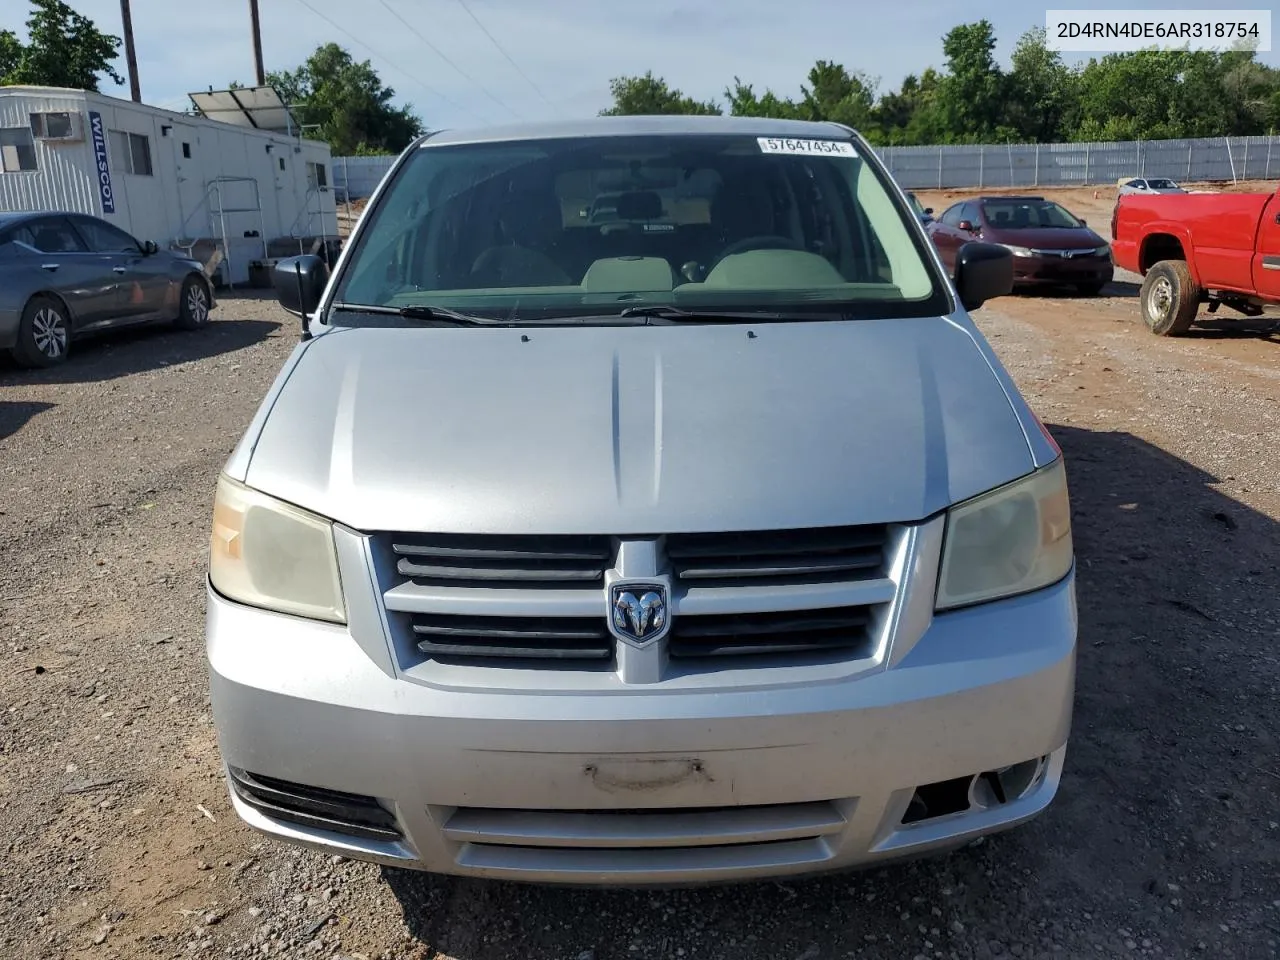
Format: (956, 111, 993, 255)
(707, 235, 805, 273)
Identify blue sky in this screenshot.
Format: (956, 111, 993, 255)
(12, 0, 1280, 130)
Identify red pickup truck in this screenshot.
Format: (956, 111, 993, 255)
(1111, 184, 1280, 335)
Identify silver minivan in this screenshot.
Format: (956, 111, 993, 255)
(206, 116, 1076, 886)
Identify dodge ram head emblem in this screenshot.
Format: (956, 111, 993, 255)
(609, 583, 669, 645)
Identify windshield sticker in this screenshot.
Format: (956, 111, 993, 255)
(757, 137, 857, 157)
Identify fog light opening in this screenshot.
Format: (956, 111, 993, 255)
(901, 775, 975, 825)
(972, 757, 1048, 810)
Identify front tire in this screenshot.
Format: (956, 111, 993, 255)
(174, 275, 211, 330)
(1140, 260, 1200, 336)
(10, 295, 71, 368)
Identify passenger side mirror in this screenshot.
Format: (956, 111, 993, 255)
(923, 207, 933, 216)
(274, 254, 329, 318)
(954, 242, 1013, 311)
(143, 239, 158, 255)
(957, 219, 974, 233)
(1078, 218, 1087, 225)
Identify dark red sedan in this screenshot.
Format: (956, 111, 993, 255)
(927, 195, 1114, 296)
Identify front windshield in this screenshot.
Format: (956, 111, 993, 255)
(981, 199, 1084, 229)
(1147, 179, 1177, 189)
(333, 133, 946, 322)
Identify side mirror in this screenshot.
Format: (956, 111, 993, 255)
(955, 241, 1013, 311)
(273, 254, 329, 318)
(1079, 218, 1088, 225)
(143, 240, 158, 255)
(923, 207, 933, 216)
(957, 219, 974, 233)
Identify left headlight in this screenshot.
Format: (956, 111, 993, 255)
(1093, 245, 1111, 257)
(935, 458, 1073, 611)
(209, 474, 347, 623)
(999, 244, 1034, 258)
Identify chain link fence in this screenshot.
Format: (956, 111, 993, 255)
(332, 136, 1280, 200)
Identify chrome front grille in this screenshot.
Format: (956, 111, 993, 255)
(375, 523, 905, 680)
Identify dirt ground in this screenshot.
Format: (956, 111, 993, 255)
(3, 248, 1280, 959)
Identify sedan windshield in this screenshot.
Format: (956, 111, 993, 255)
(981, 199, 1084, 229)
(333, 133, 946, 323)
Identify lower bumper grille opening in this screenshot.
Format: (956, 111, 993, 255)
(446, 801, 846, 875)
(228, 767, 402, 841)
(668, 606, 873, 659)
(902, 775, 974, 824)
(901, 757, 1048, 825)
(445, 800, 846, 849)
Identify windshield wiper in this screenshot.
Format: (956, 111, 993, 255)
(330, 302, 508, 325)
(617, 304, 842, 322)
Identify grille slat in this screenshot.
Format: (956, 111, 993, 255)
(391, 534, 612, 588)
(411, 613, 612, 661)
(669, 606, 873, 659)
(667, 525, 888, 586)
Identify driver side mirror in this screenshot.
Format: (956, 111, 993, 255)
(143, 239, 158, 255)
(273, 254, 329, 317)
(955, 241, 1013, 311)
(1079, 217, 1088, 225)
(957, 219, 975, 233)
(923, 207, 933, 216)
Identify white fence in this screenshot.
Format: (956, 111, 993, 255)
(331, 135, 1280, 199)
(332, 155, 397, 200)
(876, 136, 1280, 189)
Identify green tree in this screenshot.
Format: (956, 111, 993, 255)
(252, 44, 424, 154)
(935, 20, 1006, 142)
(600, 72, 721, 115)
(1005, 28, 1076, 142)
(0, 0, 123, 91)
(725, 77, 802, 119)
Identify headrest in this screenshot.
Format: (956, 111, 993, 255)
(616, 191, 663, 221)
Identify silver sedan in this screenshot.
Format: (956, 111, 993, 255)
(0, 210, 215, 368)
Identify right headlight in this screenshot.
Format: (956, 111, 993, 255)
(209, 474, 347, 624)
(935, 458, 1073, 611)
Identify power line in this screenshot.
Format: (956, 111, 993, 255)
(378, 0, 522, 120)
(454, 0, 560, 116)
(287, 0, 485, 121)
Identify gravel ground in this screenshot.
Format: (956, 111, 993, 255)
(2, 284, 1279, 960)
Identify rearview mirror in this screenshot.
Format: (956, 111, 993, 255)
(273, 254, 329, 318)
(143, 240, 158, 255)
(955, 242, 1013, 311)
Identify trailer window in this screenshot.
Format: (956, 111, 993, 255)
(109, 130, 153, 176)
(307, 161, 327, 189)
(0, 128, 38, 172)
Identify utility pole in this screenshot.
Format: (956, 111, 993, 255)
(119, 0, 141, 101)
(249, 0, 266, 86)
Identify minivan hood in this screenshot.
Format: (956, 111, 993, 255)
(243, 317, 1035, 534)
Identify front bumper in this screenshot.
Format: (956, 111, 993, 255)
(1012, 255, 1113, 285)
(206, 564, 1077, 885)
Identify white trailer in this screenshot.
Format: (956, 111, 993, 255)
(0, 85, 338, 286)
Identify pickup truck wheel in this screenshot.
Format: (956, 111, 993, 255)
(1140, 260, 1201, 336)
